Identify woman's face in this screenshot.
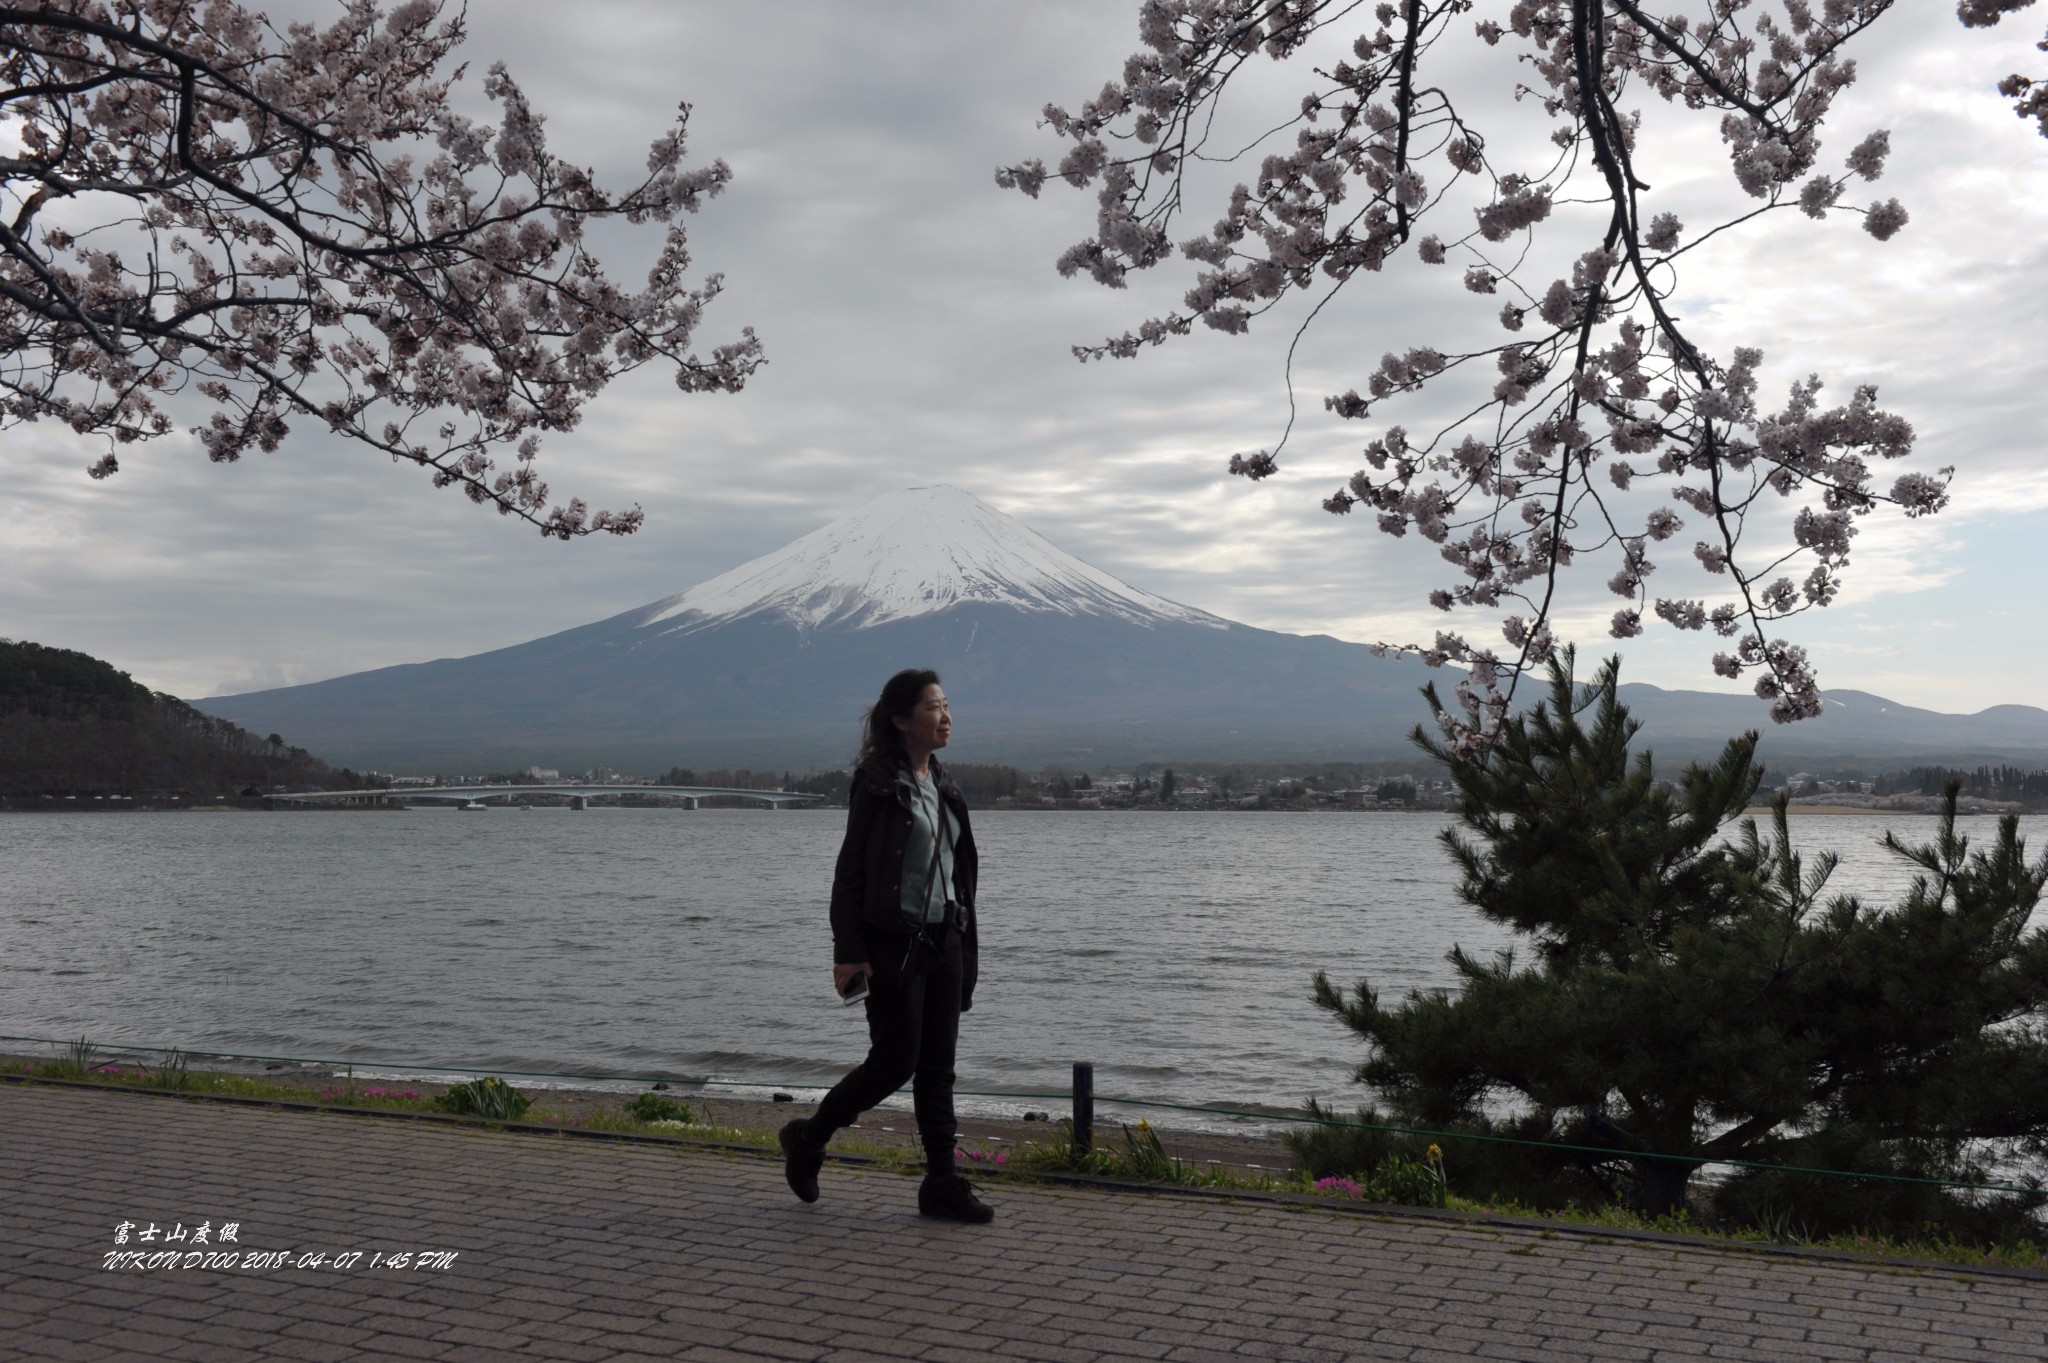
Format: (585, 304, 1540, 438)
(894, 683, 951, 754)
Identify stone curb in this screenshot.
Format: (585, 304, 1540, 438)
(11, 1071, 2044, 1284)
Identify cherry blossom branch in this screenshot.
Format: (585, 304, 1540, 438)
(0, 0, 761, 536)
(1000, 0, 2017, 739)
(1959, 1, 2048, 135)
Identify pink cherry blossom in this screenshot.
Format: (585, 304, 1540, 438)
(1959, 0, 2048, 137)
(1863, 198, 1910, 240)
(2, 0, 761, 538)
(1002, 0, 2027, 735)
(1846, 130, 1892, 181)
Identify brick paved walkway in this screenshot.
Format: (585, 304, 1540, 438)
(2, 1083, 2042, 1362)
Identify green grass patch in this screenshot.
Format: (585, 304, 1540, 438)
(1005, 1119, 1280, 1191)
(21, 1057, 441, 1108)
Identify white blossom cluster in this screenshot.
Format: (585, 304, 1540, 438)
(1002, 0, 2038, 739)
(0, 0, 761, 537)
(1962, 1, 2048, 137)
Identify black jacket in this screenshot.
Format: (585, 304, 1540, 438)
(829, 753, 980, 1009)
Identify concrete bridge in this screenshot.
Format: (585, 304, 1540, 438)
(268, 784, 830, 810)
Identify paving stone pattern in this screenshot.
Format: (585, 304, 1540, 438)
(2, 1084, 2043, 1362)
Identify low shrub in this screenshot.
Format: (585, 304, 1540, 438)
(1290, 1104, 2048, 1256)
(1107, 1119, 1183, 1181)
(54, 1037, 98, 1079)
(1011, 1119, 1191, 1182)
(1713, 1160, 2048, 1250)
(146, 1050, 193, 1091)
(625, 1092, 692, 1124)
(1285, 1102, 1606, 1214)
(1284, 1100, 1413, 1180)
(1368, 1153, 1447, 1208)
(435, 1077, 531, 1121)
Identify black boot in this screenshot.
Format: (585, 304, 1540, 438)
(918, 1172, 994, 1224)
(779, 1120, 825, 1204)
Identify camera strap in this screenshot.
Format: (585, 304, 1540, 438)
(906, 775, 957, 955)
(921, 784, 951, 925)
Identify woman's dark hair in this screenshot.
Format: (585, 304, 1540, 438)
(857, 668, 941, 770)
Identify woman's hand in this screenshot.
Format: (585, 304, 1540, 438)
(834, 962, 872, 997)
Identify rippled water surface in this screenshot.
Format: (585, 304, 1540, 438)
(3, 808, 2040, 1120)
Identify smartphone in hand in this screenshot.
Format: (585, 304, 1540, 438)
(838, 970, 870, 1006)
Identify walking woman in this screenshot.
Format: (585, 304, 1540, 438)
(779, 668, 993, 1223)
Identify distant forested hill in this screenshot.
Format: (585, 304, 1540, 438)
(0, 639, 362, 796)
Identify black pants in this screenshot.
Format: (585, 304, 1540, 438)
(803, 926, 962, 1176)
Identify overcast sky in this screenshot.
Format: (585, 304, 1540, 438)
(4, 1, 2045, 720)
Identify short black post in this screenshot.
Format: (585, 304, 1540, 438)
(1072, 1062, 1094, 1156)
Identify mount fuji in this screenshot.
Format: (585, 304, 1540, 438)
(198, 486, 1436, 772)
(638, 485, 1229, 638)
(201, 486, 2048, 773)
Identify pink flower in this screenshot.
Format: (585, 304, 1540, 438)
(1798, 175, 1842, 219)
(1864, 198, 1909, 241)
(1846, 130, 1891, 181)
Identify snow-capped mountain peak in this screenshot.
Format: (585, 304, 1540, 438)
(635, 485, 1226, 635)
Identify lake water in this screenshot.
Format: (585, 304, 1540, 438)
(3, 808, 2041, 1128)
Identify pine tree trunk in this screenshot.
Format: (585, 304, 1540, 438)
(1629, 1155, 1695, 1218)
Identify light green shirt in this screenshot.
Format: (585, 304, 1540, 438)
(899, 769, 956, 925)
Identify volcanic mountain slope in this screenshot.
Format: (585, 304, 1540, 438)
(202, 486, 2048, 773)
(200, 487, 1435, 771)
(1617, 685, 2048, 764)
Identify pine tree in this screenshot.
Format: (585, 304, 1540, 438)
(1312, 652, 2048, 1226)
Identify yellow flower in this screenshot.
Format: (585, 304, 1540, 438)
(1136, 1119, 1151, 1131)
(1426, 1143, 1443, 1163)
